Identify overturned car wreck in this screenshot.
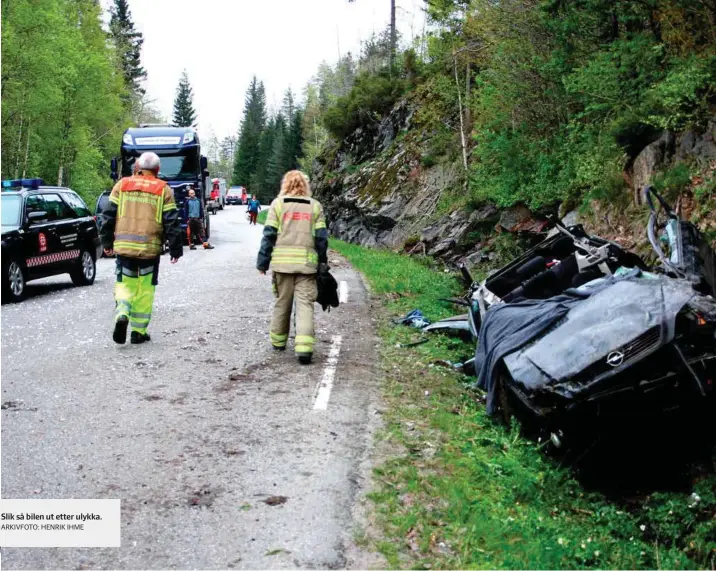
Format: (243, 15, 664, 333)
(432, 187, 716, 451)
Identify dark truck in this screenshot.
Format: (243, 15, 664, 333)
(110, 125, 211, 243)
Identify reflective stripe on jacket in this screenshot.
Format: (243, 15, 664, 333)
(110, 171, 176, 259)
(263, 196, 326, 274)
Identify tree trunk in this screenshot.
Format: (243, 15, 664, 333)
(453, 51, 469, 173)
(14, 113, 24, 179)
(22, 121, 31, 178)
(389, 0, 396, 71)
(465, 62, 472, 129)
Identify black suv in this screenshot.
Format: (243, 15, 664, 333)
(1, 179, 102, 302)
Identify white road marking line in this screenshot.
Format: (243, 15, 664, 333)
(313, 335, 343, 410)
(339, 280, 348, 303)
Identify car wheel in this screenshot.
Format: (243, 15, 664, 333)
(71, 249, 96, 286)
(2, 259, 26, 303)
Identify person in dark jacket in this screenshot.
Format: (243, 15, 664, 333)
(183, 188, 214, 250)
(257, 171, 328, 364)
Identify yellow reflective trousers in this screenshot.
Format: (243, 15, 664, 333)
(269, 272, 318, 355)
(114, 256, 158, 335)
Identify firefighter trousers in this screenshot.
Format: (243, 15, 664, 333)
(269, 272, 318, 354)
(114, 256, 159, 335)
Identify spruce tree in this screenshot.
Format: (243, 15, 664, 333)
(172, 70, 197, 127)
(233, 76, 267, 187)
(109, 0, 146, 97)
(252, 116, 277, 200)
(265, 113, 287, 193)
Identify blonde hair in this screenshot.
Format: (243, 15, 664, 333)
(279, 170, 311, 197)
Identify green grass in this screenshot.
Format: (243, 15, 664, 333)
(330, 238, 716, 570)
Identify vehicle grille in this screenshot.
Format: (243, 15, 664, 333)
(567, 326, 662, 385)
(616, 327, 661, 362)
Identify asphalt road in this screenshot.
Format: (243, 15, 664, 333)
(1, 206, 381, 569)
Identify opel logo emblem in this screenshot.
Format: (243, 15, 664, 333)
(606, 351, 624, 367)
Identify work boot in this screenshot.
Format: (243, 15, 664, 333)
(190, 244, 196, 250)
(297, 353, 312, 365)
(203, 242, 215, 250)
(130, 331, 151, 344)
(113, 315, 129, 344)
(272, 345, 286, 352)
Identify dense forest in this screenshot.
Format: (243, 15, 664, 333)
(304, 0, 715, 215)
(3, 0, 715, 216)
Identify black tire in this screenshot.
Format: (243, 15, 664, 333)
(2, 259, 26, 303)
(70, 249, 96, 286)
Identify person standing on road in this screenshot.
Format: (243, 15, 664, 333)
(257, 171, 328, 364)
(247, 194, 261, 225)
(100, 152, 183, 345)
(184, 188, 214, 250)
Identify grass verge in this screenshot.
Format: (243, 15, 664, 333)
(330, 238, 716, 570)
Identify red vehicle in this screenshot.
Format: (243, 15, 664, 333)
(241, 189, 248, 205)
(225, 186, 245, 205)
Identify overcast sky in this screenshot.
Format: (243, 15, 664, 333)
(100, 0, 426, 142)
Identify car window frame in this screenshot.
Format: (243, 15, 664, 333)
(24, 193, 47, 223)
(40, 192, 76, 222)
(61, 191, 92, 219)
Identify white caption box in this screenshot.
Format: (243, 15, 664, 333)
(0, 499, 120, 547)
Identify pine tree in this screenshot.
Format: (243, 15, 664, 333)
(233, 76, 267, 187)
(172, 70, 197, 127)
(109, 0, 147, 97)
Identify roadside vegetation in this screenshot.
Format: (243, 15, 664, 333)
(305, 0, 715, 226)
(330, 239, 716, 570)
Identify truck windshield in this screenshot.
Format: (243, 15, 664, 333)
(1, 195, 22, 226)
(122, 151, 199, 180)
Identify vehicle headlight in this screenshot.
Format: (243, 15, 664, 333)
(183, 132, 194, 144)
(122, 134, 133, 145)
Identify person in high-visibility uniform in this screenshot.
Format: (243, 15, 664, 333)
(257, 170, 328, 364)
(100, 152, 183, 344)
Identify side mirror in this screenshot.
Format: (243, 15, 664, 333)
(203, 169, 210, 179)
(27, 211, 48, 223)
(110, 158, 118, 181)
(200, 156, 208, 170)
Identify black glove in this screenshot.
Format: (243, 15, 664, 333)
(318, 263, 329, 275)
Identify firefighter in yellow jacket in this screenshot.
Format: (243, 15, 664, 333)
(100, 152, 183, 344)
(257, 170, 328, 364)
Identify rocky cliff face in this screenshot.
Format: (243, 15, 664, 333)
(312, 102, 716, 268)
(629, 119, 716, 201)
(312, 101, 552, 266)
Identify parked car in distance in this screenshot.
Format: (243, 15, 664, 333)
(2, 178, 102, 302)
(95, 190, 111, 224)
(226, 186, 245, 205)
(94, 190, 115, 257)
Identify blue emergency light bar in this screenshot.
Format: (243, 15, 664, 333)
(1, 178, 44, 190)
